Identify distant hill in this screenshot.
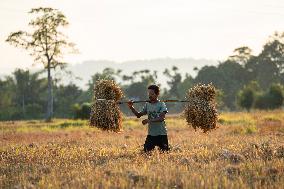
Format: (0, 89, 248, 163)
(0, 58, 218, 89)
(68, 58, 218, 89)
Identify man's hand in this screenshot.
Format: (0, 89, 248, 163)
(127, 100, 134, 108)
(142, 119, 149, 125)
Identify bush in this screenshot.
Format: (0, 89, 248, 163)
(268, 83, 284, 109)
(237, 87, 255, 112)
(73, 102, 91, 119)
(26, 103, 44, 119)
(254, 83, 284, 109)
(80, 103, 91, 119)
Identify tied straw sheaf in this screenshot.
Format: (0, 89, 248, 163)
(90, 80, 218, 133)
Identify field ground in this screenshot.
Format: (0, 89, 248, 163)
(1, 110, 284, 188)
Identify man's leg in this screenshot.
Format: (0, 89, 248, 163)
(157, 135, 170, 152)
(143, 135, 155, 153)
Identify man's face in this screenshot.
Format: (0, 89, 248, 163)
(148, 89, 158, 101)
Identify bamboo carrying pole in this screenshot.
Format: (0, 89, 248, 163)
(95, 99, 190, 104)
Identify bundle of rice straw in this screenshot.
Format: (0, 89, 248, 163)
(90, 80, 124, 132)
(183, 83, 218, 133)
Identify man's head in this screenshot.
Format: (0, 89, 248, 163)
(147, 85, 160, 101)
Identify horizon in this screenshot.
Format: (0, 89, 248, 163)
(0, 56, 217, 75)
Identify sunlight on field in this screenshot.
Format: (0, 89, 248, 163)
(1, 111, 284, 188)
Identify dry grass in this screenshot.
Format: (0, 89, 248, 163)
(90, 80, 123, 132)
(1, 110, 284, 188)
(184, 83, 218, 133)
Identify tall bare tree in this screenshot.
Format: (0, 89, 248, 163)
(6, 7, 77, 121)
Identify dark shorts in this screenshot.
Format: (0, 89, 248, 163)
(144, 135, 170, 152)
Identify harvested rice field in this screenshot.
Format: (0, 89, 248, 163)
(1, 110, 284, 189)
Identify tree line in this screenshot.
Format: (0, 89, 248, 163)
(1, 31, 284, 120)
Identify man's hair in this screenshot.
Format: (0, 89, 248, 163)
(148, 84, 160, 95)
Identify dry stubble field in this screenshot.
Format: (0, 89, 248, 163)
(1, 110, 284, 189)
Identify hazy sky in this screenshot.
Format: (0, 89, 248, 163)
(1, 0, 284, 73)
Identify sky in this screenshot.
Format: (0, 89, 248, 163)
(1, 0, 284, 74)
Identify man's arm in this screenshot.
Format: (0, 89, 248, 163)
(129, 106, 146, 118)
(142, 112, 166, 125)
(128, 101, 147, 118)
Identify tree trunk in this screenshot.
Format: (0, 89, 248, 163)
(46, 61, 53, 122)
